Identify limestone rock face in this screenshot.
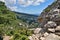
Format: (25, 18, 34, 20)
(55, 26, 60, 31)
(40, 37, 45, 40)
(43, 32, 49, 37)
(44, 21, 57, 28)
(45, 34, 60, 40)
(28, 36, 33, 40)
(28, 0, 60, 40)
(48, 28, 55, 32)
(34, 28, 42, 34)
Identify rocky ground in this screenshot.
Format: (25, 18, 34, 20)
(28, 0, 60, 40)
(28, 21, 60, 40)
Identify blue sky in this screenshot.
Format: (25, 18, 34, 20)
(0, 0, 54, 15)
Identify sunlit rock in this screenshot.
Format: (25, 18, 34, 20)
(48, 28, 55, 32)
(45, 33, 60, 40)
(44, 21, 57, 28)
(34, 28, 42, 34)
(43, 32, 49, 37)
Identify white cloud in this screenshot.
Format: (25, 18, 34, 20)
(8, 6, 18, 11)
(0, 0, 46, 7)
(33, 0, 45, 6)
(0, 0, 46, 11)
(0, 0, 5, 2)
(18, 0, 46, 7)
(0, 0, 17, 11)
(5, 0, 16, 6)
(18, 0, 34, 7)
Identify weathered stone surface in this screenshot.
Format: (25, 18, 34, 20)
(48, 28, 55, 32)
(28, 36, 33, 40)
(35, 34, 41, 38)
(31, 34, 39, 40)
(28, 0, 60, 40)
(34, 28, 42, 34)
(55, 26, 60, 31)
(44, 21, 57, 28)
(45, 34, 60, 40)
(40, 37, 45, 40)
(43, 32, 49, 37)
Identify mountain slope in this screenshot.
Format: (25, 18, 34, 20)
(38, 0, 60, 27)
(0, 1, 33, 40)
(0, 1, 19, 27)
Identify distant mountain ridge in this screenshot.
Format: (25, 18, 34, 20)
(14, 11, 38, 17)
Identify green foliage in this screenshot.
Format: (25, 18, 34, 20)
(0, 1, 33, 40)
(45, 8, 51, 12)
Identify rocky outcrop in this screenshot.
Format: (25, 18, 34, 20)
(44, 33, 60, 40)
(29, 21, 60, 40)
(44, 21, 57, 28)
(28, 0, 60, 40)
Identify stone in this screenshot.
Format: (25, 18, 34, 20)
(48, 28, 55, 32)
(40, 37, 45, 40)
(55, 26, 60, 31)
(28, 34, 42, 40)
(43, 32, 49, 37)
(35, 34, 41, 38)
(32, 34, 39, 40)
(28, 36, 33, 40)
(52, 15, 60, 22)
(45, 33, 60, 40)
(28, 34, 39, 40)
(34, 28, 42, 34)
(44, 21, 57, 28)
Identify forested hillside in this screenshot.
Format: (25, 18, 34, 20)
(0, 1, 33, 40)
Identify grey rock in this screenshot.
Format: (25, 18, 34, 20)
(34, 28, 42, 34)
(48, 28, 55, 32)
(55, 26, 60, 31)
(45, 33, 60, 40)
(31, 34, 39, 40)
(43, 32, 49, 37)
(44, 21, 57, 28)
(40, 37, 45, 40)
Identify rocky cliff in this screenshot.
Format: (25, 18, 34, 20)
(38, 0, 60, 27)
(28, 0, 60, 40)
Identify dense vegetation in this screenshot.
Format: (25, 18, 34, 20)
(0, 1, 33, 40)
(15, 12, 39, 28)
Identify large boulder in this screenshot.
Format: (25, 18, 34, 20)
(55, 26, 60, 36)
(43, 32, 49, 37)
(55, 26, 60, 31)
(48, 28, 55, 32)
(28, 36, 33, 40)
(44, 21, 57, 28)
(51, 14, 60, 22)
(45, 33, 60, 40)
(40, 37, 45, 40)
